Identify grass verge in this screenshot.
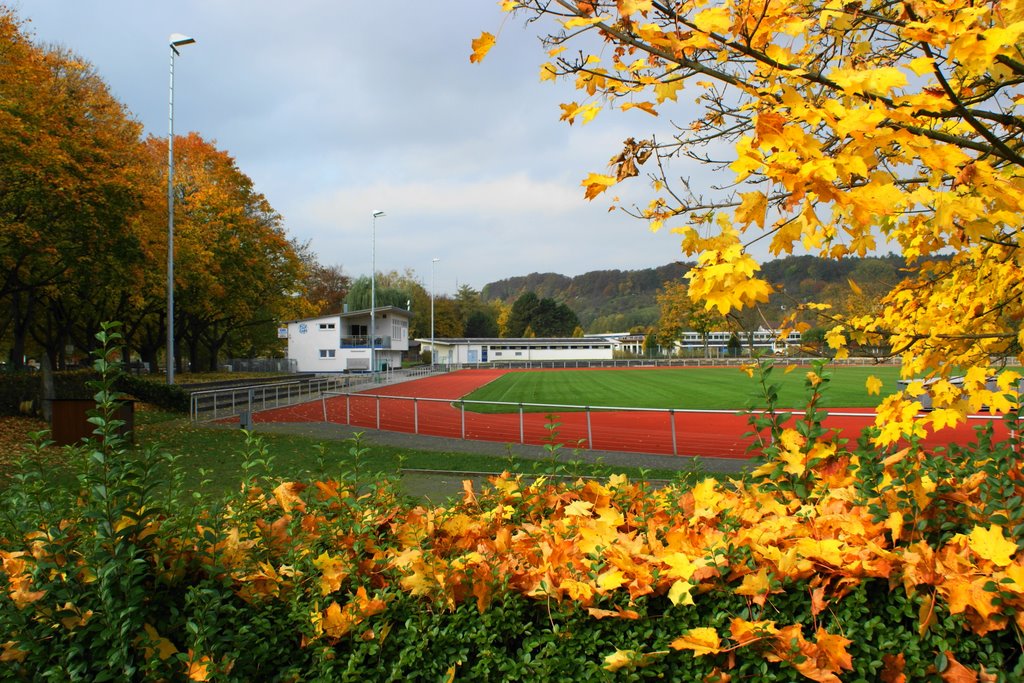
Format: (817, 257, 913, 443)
(3, 407, 707, 503)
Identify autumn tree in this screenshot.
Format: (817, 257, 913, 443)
(432, 297, 464, 338)
(465, 309, 500, 337)
(506, 292, 540, 337)
(479, 0, 1024, 437)
(344, 276, 411, 312)
(0, 11, 148, 369)
(505, 292, 581, 337)
(297, 244, 351, 318)
(656, 280, 722, 358)
(164, 133, 304, 371)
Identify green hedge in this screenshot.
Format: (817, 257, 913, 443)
(0, 372, 41, 416)
(115, 374, 189, 412)
(0, 370, 188, 416)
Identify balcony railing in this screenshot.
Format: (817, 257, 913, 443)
(340, 335, 392, 349)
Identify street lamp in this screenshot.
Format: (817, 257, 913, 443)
(167, 32, 195, 385)
(370, 210, 385, 382)
(431, 257, 439, 369)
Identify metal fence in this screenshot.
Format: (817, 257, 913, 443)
(221, 358, 297, 373)
(305, 391, 1007, 459)
(437, 356, 904, 371)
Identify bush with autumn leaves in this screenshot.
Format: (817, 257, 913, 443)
(1, 328, 1023, 681)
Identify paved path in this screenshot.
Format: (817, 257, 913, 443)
(249, 420, 751, 476)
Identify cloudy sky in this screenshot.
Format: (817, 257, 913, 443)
(13, 1, 700, 295)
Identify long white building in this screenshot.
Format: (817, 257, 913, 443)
(674, 328, 802, 355)
(420, 337, 615, 365)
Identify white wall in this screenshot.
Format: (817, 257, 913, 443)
(287, 315, 345, 372)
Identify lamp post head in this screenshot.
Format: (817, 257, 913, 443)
(372, 210, 385, 218)
(432, 257, 440, 263)
(169, 33, 196, 53)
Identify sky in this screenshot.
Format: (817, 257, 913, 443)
(13, 0, 701, 296)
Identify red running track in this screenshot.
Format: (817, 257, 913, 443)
(251, 368, 1009, 460)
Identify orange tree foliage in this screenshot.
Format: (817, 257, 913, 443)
(0, 7, 310, 372)
(655, 279, 723, 354)
(476, 0, 1024, 442)
(151, 132, 307, 370)
(3, 365, 1024, 679)
(0, 9, 148, 367)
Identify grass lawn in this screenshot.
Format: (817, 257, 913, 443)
(461, 364, 905, 412)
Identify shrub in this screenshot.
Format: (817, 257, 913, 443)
(0, 372, 40, 416)
(115, 374, 189, 412)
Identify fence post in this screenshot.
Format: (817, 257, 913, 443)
(519, 404, 524, 444)
(376, 395, 381, 430)
(247, 389, 253, 418)
(586, 406, 593, 450)
(322, 395, 328, 423)
(346, 394, 351, 426)
(669, 408, 677, 456)
(460, 400, 466, 440)
(414, 397, 419, 434)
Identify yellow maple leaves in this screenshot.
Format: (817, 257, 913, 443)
(469, 32, 495, 64)
(475, 0, 1024, 434)
(320, 586, 387, 640)
(967, 524, 1019, 567)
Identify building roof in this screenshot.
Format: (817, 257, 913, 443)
(339, 305, 410, 319)
(282, 305, 410, 325)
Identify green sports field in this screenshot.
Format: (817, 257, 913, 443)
(462, 365, 904, 413)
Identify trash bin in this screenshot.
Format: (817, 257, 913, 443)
(50, 399, 135, 446)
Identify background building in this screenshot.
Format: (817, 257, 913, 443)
(421, 337, 614, 365)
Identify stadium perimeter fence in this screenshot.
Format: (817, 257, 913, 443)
(306, 392, 1010, 459)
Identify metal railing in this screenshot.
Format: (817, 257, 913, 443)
(312, 391, 1009, 458)
(340, 335, 392, 349)
(189, 365, 453, 422)
(189, 378, 343, 422)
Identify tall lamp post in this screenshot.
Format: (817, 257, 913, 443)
(370, 210, 385, 382)
(431, 257, 439, 369)
(167, 32, 195, 385)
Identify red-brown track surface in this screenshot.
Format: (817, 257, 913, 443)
(251, 368, 1010, 459)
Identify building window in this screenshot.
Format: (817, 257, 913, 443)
(318, 323, 336, 330)
(319, 349, 336, 359)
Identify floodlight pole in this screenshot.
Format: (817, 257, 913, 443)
(431, 257, 439, 369)
(371, 210, 385, 383)
(167, 32, 195, 385)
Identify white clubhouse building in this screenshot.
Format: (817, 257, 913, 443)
(283, 306, 410, 373)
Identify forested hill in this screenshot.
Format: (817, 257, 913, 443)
(481, 263, 690, 332)
(481, 255, 906, 333)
